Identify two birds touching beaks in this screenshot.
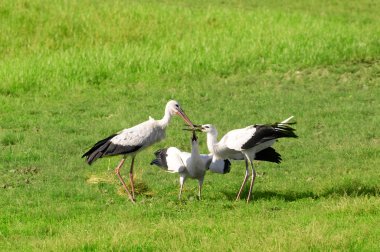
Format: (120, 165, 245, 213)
(82, 100, 298, 203)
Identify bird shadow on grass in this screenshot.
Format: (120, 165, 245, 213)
(221, 181, 380, 202)
(88, 175, 153, 198)
(117, 180, 153, 198)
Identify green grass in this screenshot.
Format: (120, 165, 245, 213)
(1, 0, 379, 251)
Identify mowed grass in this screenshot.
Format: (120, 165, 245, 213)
(1, 0, 379, 251)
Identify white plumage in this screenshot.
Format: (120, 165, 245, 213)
(111, 118, 166, 149)
(82, 100, 194, 203)
(198, 116, 297, 202)
(151, 131, 230, 200)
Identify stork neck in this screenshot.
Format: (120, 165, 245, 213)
(206, 132, 218, 154)
(191, 140, 200, 157)
(158, 110, 172, 128)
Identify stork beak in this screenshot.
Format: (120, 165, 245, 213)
(193, 124, 203, 132)
(182, 127, 202, 132)
(182, 124, 202, 132)
(176, 108, 195, 128)
(183, 124, 201, 128)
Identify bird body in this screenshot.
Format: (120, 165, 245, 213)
(151, 132, 230, 199)
(83, 118, 164, 164)
(82, 100, 194, 203)
(159, 147, 209, 179)
(198, 116, 297, 202)
(207, 122, 294, 160)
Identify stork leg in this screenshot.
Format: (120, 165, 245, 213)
(129, 156, 136, 200)
(246, 160, 256, 203)
(114, 158, 135, 203)
(236, 158, 249, 201)
(198, 178, 204, 200)
(179, 176, 185, 200)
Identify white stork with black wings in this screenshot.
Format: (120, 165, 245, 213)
(196, 116, 297, 202)
(82, 100, 194, 203)
(150, 131, 231, 200)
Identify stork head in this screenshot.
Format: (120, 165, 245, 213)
(197, 124, 218, 135)
(166, 100, 194, 128)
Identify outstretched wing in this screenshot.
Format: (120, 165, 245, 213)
(151, 147, 186, 173)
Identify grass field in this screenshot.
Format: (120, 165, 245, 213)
(1, 0, 379, 251)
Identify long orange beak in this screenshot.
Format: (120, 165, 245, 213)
(176, 108, 194, 128)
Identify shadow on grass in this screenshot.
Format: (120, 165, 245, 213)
(222, 181, 380, 202)
(116, 180, 153, 198)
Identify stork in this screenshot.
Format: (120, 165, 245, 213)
(82, 100, 194, 203)
(150, 131, 231, 200)
(195, 116, 297, 202)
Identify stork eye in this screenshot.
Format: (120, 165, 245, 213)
(175, 104, 179, 108)
(205, 126, 209, 128)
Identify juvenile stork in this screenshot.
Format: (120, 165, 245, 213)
(151, 131, 231, 200)
(195, 116, 297, 202)
(82, 100, 194, 203)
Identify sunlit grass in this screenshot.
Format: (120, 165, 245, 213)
(0, 0, 379, 251)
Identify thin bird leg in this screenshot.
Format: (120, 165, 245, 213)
(129, 156, 136, 200)
(179, 176, 185, 200)
(236, 158, 249, 200)
(246, 160, 257, 203)
(114, 158, 135, 203)
(198, 185, 201, 200)
(198, 178, 204, 200)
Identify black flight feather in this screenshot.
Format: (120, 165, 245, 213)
(242, 122, 298, 150)
(82, 134, 142, 165)
(150, 148, 168, 170)
(103, 143, 142, 156)
(82, 134, 117, 158)
(223, 159, 231, 174)
(255, 147, 282, 164)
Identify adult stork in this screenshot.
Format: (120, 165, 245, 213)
(82, 100, 194, 203)
(195, 116, 297, 202)
(150, 131, 231, 200)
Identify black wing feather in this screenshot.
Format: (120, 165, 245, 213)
(82, 133, 142, 165)
(82, 134, 117, 158)
(255, 147, 282, 164)
(223, 159, 231, 174)
(242, 122, 297, 150)
(150, 148, 168, 170)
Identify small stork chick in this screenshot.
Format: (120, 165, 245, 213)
(151, 131, 231, 200)
(82, 100, 194, 203)
(196, 116, 297, 203)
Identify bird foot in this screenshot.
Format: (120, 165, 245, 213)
(128, 198, 136, 204)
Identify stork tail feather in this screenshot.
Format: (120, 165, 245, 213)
(280, 116, 294, 124)
(273, 123, 298, 139)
